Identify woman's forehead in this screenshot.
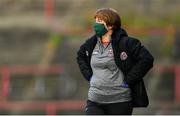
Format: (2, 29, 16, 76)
(95, 17, 104, 23)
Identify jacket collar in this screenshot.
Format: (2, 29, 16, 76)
(111, 28, 128, 42)
(90, 28, 128, 45)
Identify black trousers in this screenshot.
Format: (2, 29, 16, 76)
(85, 100, 133, 115)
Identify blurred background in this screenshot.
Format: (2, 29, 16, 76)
(0, 0, 179, 115)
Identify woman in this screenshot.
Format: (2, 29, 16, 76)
(77, 8, 154, 115)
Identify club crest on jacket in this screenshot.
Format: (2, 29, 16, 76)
(120, 51, 128, 60)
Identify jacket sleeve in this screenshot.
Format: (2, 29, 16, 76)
(125, 38, 154, 85)
(76, 42, 92, 81)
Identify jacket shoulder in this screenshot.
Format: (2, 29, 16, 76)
(78, 35, 97, 53)
(80, 35, 96, 47)
(125, 36, 142, 49)
(85, 35, 97, 45)
(126, 36, 141, 45)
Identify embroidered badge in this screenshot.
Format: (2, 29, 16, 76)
(120, 51, 128, 60)
(108, 49, 113, 57)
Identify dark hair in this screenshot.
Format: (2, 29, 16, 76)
(94, 8, 121, 30)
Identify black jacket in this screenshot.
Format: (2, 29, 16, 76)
(77, 28, 154, 107)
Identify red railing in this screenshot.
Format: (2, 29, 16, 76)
(0, 64, 180, 115)
(153, 64, 180, 101)
(0, 65, 85, 115)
